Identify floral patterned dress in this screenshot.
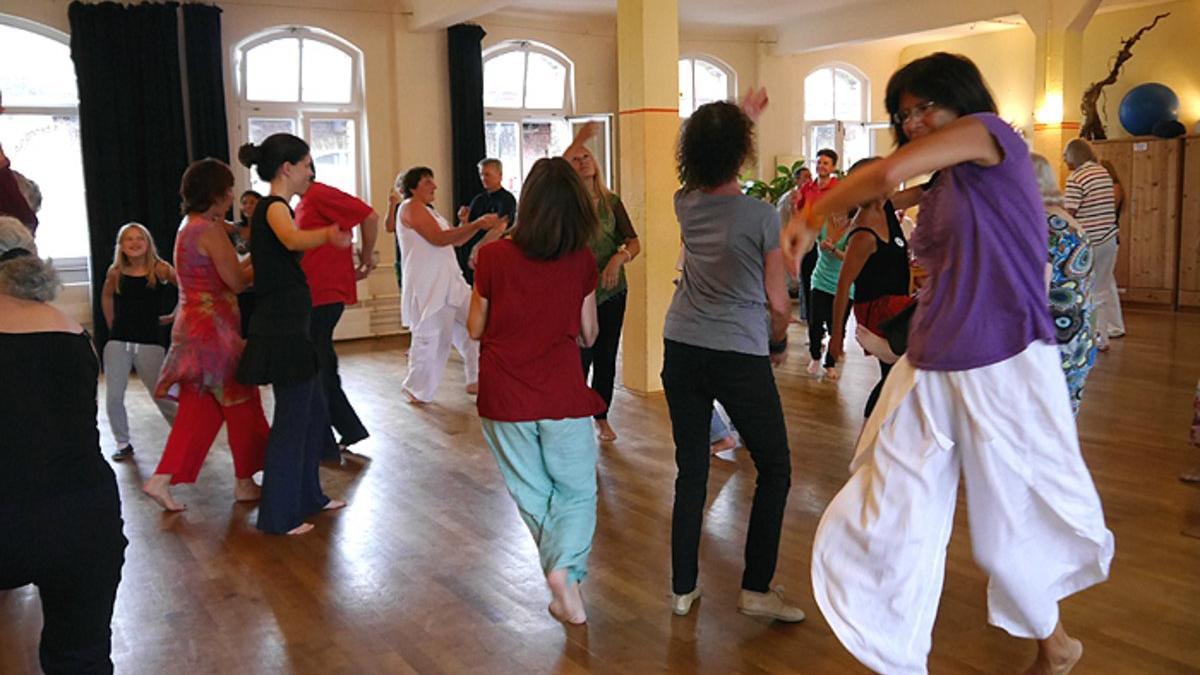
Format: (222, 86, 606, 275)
(1047, 211, 1096, 415)
(155, 215, 257, 406)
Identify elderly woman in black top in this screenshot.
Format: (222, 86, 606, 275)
(0, 215, 126, 674)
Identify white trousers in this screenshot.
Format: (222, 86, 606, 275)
(402, 302, 479, 402)
(1090, 238, 1125, 339)
(811, 342, 1114, 675)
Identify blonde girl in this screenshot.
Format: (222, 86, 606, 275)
(101, 222, 178, 460)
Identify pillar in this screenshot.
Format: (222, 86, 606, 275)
(616, 0, 679, 394)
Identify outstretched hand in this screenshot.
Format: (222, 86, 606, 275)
(741, 86, 769, 122)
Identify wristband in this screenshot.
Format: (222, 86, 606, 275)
(768, 337, 788, 355)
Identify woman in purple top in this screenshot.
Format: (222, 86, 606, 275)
(784, 53, 1114, 675)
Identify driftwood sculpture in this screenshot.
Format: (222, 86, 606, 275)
(1079, 12, 1169, 140)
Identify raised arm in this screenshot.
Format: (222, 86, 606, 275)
(782, 115, 1002, 260)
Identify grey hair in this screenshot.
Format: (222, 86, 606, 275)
(477, 158, 503, 172)
(1063, 138, 1095, 168)
(0, 216, 60, 302)
(1030, 154, 1064, 207)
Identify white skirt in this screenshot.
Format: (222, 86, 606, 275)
(811, 341, 1114, 675)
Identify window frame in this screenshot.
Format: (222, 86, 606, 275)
(233, 26, 369, 199)
(678, 54, 737, 119)
(0, 15, 89, 279)
(482, 40, 579, 196)
(802, 63, 874, 171)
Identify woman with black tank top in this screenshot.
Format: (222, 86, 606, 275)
(1, 216, 127, 674)
(236, 133, 351, 536)
(101, 222, 178, 460)
(829, 158, 914, 417)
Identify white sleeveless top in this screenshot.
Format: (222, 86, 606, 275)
(398, 203, 471, 328)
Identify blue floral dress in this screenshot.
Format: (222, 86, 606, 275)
(1047, 212, 1096, 415)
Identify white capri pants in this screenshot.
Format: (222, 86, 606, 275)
(402, 301, 479, 403)
(811, 342, 1114, 675)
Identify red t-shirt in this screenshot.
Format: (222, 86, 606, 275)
(796, 175, 839, 209)
(296, 182, 374, 306)
(474, 240, 605, 422)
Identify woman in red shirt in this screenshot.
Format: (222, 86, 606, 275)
(467, 157, 602, 625)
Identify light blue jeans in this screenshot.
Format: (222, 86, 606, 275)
(480, 417, 599, 584)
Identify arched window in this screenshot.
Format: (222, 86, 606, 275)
(803, 64, 877, 171)
(234, 27, 367, 198)
(678, 56, 736, 118)
(0, 17, 88, 276)
(483, 40, 577, 196)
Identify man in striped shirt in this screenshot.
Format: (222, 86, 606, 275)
(1064, 138, 1125, 348)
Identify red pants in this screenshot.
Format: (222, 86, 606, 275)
(854, 294, 914, 336)
(155, 388, 268, 485)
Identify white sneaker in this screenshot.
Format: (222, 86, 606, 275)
(805, 359, 823, 376)
(672, 586, 702, 616)
(737, 587, 806, 622)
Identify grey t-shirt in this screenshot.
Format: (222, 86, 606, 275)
(664, 189, 781, 356)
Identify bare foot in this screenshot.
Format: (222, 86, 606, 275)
(234, 479, 261, 502)
(824, 366, 839, 381)
(547, 569, 587, 625)
(1025, 623, 1083, 675)
(402, 388, 426, 405)
(1179, 467, 1200, 484)
(287, 523, 315, 535)
(323, 499, 347, 511)
(710, 436, 738, 455)
(143, 475, 186, 512)
(465, 382, 479, 395)
(596, 420, 617, 442)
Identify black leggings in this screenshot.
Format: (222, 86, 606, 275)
(580, 291, 627, 420)
(0, 480, 126, 675)
(808, 289, 851, 367)
(661, 339, 791, 595)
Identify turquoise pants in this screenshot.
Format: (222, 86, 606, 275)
(480, 417, 599, 584)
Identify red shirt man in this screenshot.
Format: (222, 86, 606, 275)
(296, 181, 377, 306)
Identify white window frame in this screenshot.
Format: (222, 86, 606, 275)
(0, 15, 89, 283)
(803, 63, 875, 171)
(678, 54, 737, 118)
(483, 40, 588, 196)
(233, 26, 369, 200)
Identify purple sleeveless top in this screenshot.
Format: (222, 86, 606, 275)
(907, 113, 1055, 371)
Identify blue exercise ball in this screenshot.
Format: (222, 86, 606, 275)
(1119, 83, 1179, 136)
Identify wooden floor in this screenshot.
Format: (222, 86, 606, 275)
(3, 308, 1199, 674)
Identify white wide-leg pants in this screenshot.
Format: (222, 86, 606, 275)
(811, 342, 1114, 675)
(402, 302, 479, 402)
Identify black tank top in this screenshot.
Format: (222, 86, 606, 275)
(848, 200, 910, 302)
(249, 195, 311, 336)
(110, 274, 164, 345)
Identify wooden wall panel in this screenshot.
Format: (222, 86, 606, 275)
(1179, 136, 1200, 308)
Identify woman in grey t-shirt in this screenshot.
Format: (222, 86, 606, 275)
(662, 89, 805, 623)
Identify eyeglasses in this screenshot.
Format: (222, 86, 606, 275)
(892, 100, 938, 126)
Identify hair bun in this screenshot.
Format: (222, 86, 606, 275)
(237, 143, 260, 168)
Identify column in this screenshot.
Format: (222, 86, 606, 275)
(617, 0, 679, 394)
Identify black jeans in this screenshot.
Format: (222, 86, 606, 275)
(0, 480, 126, 675)
(798, 247, 818, 322)
(580, 291, 627, 421)
(310, 302, 369, 447)
(808, 289, 851, 367)
(257, 376, 333, 534)
(661, 339, 792, 595)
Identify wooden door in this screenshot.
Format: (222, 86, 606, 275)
(1180, 136, 1200, 308)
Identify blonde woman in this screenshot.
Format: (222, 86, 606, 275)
(101, 222, 178, 460)
(1033, 153, 1097, 415)
(563, 126, 640, 442)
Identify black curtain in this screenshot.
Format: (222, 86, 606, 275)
(447, 24, 487, 211)
(182, 4, 229, 163)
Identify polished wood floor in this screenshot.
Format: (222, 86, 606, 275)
(2, 309, 1199, 674)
